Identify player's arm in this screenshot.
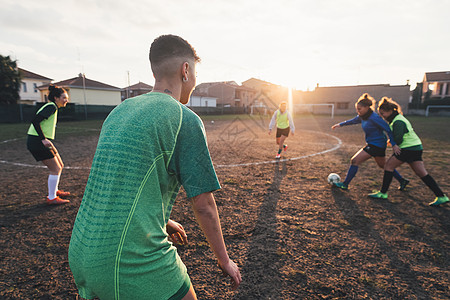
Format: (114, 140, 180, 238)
(268, 111, 277, 133)
(287, 111, 295, 134)
(191, 192, 242, 290)
(331, 115, 360, 129)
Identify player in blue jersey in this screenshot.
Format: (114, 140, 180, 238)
(331, 93, 408, 190)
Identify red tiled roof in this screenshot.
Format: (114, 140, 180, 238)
(39, 74, 120, 90)
(124, 82, 153, 90)
(424, 71, 450, 82)
(18, 68, 52, 81)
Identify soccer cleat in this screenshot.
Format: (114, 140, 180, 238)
(275, 153, 281, 159)
(368, 191, 388, 199)
(332, 182, 348, 190)
(56, 190, 71, 197)
(429, 195, 449, 206)
(283, 144, 288, 152)
(47, 196, 70, 205)
(398, 179, 410, 191)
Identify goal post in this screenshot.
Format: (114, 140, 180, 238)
(294, 104, 334, 118)
(425, 105, 450, 117)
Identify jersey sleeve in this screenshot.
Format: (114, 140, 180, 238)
(371, 115, 397, 146)
(268, 111, 277, 130)
(287, 111, 295, 133)
(339, 115, 361, 127)
(168, 111, 221, 198)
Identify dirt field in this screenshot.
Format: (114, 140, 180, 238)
(0, 114, 449, 299)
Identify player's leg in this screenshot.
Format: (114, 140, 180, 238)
(369, 155, 403, 199)
(335, 148, 371, 190)
(374, 156, 409, 190)
(409, 161, 449, 205)
(41, 157, 69, 204)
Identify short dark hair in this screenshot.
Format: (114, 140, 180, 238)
(48, 84, 66, 102)
(149, 35, 200, 79)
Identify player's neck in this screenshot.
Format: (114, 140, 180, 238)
(152, 80, 181, 101)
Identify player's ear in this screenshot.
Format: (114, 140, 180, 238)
(181, 62, 189, 82)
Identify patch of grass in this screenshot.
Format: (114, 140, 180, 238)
(223, 178, 238, 185)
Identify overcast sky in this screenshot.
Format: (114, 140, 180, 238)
(1, 0, 449, 90)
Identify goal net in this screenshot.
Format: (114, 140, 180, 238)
(294, 104, 334, 118)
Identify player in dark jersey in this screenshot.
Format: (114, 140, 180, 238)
(27, 85, 70, 205)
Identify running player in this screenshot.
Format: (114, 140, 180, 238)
(69, 35, 241, 300)
(331, 93, 408, 190)
(369, 97, 449, 206)
(26, 84, 70, 204)
(268, 101, 295, 159)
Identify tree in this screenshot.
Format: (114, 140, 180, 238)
(0, 55, 22, 104)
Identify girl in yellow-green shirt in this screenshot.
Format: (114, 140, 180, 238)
(369, 97, 449, 206)
(268, 102, 295, 159)
(27, 84, 71, 205)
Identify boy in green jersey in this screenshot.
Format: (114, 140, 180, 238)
(69, 35, 241, 300)
(369, 97, 449, 206)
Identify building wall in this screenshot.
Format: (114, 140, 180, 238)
(19, 78, 51, 104)
(207, 84, 236, 106)
(69, 88, 121, 105)
(301, 84, 411, 114)
(40, 88, 121, 106)
(188, 96, 217, 107)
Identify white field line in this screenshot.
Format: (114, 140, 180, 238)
(215, 131, 342, 168)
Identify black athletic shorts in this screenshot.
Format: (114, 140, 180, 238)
(276, 127, 290, 138)
(27, 135, 55, 161)
(363, 144, 386, 157)
(393, 149, 423, 163)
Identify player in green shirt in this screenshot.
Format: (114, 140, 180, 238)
(268, 102, 295, 159)
(27, 84, 71, 205)
(369, 97, 449, 206)
(69, 35, 241, 300)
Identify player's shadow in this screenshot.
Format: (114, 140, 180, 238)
(235, 160, 286, 300)
(331, 190, 432, 298)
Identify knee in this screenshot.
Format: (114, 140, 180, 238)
(350, 158, 358, 166)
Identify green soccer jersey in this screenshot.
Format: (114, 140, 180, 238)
(69, 93, 220, 300)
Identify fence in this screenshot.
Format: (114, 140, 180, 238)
(0, 103, 116, 123)
(0, 103, 251, 123)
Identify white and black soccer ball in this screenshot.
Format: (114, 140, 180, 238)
(327, 173, 341, 184)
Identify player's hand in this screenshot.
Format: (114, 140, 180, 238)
(331, 124, 340, 130)
(268, 130, 272, 135)
(166, 219, 188, 245)
(218, 259, 242, 290)
(392, 145, 401, 156)
(291, 131, 295, 136)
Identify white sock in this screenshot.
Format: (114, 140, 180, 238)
(48, 174, 60, 199)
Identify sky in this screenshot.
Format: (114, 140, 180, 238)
(1, 0, 449, 91)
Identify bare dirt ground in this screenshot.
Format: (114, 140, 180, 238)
(0, 115, 449, 299)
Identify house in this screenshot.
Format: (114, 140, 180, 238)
(188, 89, 217, 107)
(122, 81, 153, 101)
(194, 81, 257, 107)
(18, 68, 52, 105)
(38, 74, 121, 106)
(242, 78, 290, 107)
(422, 71, 450, 101)
(300, 83, 411, 115)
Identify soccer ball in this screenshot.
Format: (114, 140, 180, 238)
(327, 173, 341, 184)
(211, 120, 215, 124)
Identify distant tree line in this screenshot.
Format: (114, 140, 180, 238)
(0, 55, 21, 104)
